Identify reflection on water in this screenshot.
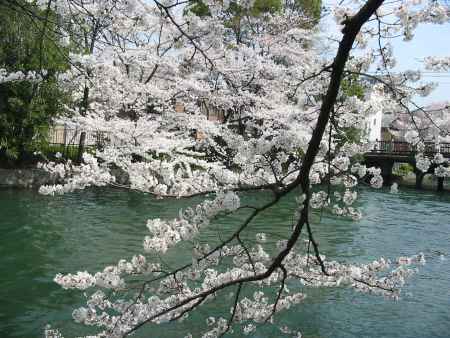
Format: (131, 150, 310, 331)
(0, 187, 449, 337)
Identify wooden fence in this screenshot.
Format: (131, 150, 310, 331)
(48, 126, 106, 147)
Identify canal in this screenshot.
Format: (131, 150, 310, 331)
(0, 187, 449, 337)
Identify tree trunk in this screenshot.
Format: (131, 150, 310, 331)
(77, 131, 86, 163)
(437, 177, 444, 192)
(415, 172, 424, 190)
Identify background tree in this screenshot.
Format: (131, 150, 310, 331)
(0, 0, 442, 336)
(0, 0, 70, 166)
(35, 0, 449, 337)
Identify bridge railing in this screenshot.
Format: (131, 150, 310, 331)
(372, 140, 450, 156)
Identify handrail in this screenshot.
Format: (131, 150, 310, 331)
(371, 140, 450, 156)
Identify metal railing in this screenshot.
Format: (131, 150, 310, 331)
(371, 140, 450, 156)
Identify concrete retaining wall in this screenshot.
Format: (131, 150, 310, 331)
(0, 168, 57, 188)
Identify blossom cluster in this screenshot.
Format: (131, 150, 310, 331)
(0, 68, 43, 83)
(308, 160, 383, 219)
(38, 153, 115, 195)
(415, 152, 450, 177)
(32, 0, 449, 337)
(49, 229, 425, 338)
(144, 191, 240, 253)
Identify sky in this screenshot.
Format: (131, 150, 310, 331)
(392, 22, 450, 105)
(319, 3, 450, 107)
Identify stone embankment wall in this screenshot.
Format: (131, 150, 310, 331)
(0, 166, 130, 189)
(0, 169, 57, 188)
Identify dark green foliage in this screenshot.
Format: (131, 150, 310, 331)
(394, 163, 414, 177)
(185, 0, 211, 17)
(295, 0, 322, 21)
(185, 0, 321, 32)
(0, 0, 70, 167)
(341, 75, 365, 100)
(332, 75, 366, 147)
(40, 144, 80, 162)
(185, 0, 286, 45)
(250, 0, 283, 16)
(185, 0, 321, 18)
(337, 126, 364, 145)
(185, 0, 282, 18)
(38, 143, 97, 163)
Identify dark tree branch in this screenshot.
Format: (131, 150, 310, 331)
(119, 0, 387, 335)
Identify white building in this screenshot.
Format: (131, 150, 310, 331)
(365, 109, 383, 142)
(363, 91, 383, 142)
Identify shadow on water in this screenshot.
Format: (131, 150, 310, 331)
(0, 187, 449, 337)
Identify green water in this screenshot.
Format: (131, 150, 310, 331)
(0, 187, 449, 338)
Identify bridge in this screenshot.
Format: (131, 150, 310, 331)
(364, 141, 450, 191)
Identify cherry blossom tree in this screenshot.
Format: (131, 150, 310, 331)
(20, 0, 450, 336)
